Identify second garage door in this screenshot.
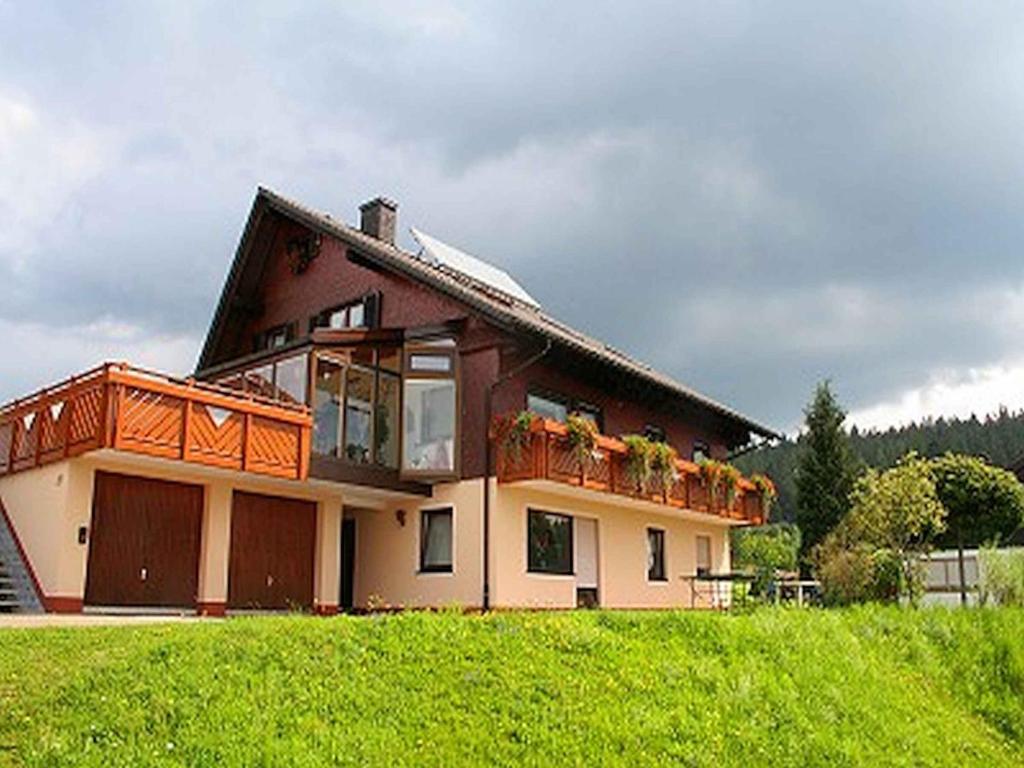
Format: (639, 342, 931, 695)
(228, 491, 316, 610)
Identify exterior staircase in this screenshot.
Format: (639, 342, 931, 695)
(0, 503, 44, 613)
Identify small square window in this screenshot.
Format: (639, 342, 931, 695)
(527, 393, 568, 423)
(647, 528, 666, 581)
(420, 508, 453, 572)
(409, 354, 452, 373)
(644, 425, 666, 443)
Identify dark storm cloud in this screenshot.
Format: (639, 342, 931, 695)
(1, 1, 1023, 427)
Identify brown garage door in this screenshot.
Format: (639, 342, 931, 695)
(85, 472, 203, 608)
(228, 491, 315, 610)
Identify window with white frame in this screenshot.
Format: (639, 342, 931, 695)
(402, 341, 458, 475)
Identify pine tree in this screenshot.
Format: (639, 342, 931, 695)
(795, 381, 859, 563)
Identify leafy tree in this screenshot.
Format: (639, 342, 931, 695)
(737, 405, 1024, 525)
(795, 382, 859, 563)
(815, 453, 946, 604)
(929, 454, 1024, 604)
(731, 523, 801, 597)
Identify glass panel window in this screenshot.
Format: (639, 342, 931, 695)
(328, 307, 349, 329)
(696, 535, 712, 577)
(527, 393, 568, 423)
(528, 510, 573, 575)
(348, 302, 365, 328)
(313, 358, 343, 457)
(647, 528, 666, 581)
(344, 367, 374, 464)
(274, 354, 307, 405)
(403, 379, 456, 472)
(420, 508, 453, 572)
(375, 373, 400, 468)
(246, 364, 275, 398)
(692, 441, 710, 464)
(409, 354, 452, 373)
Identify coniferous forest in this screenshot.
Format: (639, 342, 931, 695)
(735, 408, 1024, 524)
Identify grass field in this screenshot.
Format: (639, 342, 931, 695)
(0, 607, 1022, 767)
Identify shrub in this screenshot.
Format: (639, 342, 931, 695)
(977, 546, 1024, 606)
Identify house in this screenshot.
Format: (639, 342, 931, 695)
(0, 188, 778, 615)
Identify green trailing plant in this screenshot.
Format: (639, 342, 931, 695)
(565, 413, 599, 468)
(698, 458, 724, 506)
(698, 458, 741, 508)
(621, 434, 652, 492)
(720, 464, 741, 508)
(750, 473, 777, 518)
(648, 441, 679, 494)
(493, 410, 537, 464)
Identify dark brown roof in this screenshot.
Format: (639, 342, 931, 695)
(199, 187, 780, 440)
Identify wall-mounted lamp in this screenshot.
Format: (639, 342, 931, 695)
(395, 509, 406, 527)
(77, 526, 88, 545)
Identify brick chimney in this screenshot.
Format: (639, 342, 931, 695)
(359, 197, 398, 245)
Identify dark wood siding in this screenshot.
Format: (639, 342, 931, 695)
(84, 472, 203, 608)
(228, 491, 316, 610)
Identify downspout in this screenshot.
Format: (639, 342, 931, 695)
(482, 338, 552, 611)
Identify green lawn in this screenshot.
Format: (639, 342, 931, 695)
(0, 607, 1022, 767)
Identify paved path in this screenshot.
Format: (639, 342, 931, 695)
(0, 613, 212, 629)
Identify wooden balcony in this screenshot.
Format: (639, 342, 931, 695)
(0, 363, 312, 481)
(494, 417, 767, 525)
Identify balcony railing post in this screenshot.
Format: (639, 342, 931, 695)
(180, 396, 192, 462)
(242, 412, 253, 472)
(7, 419, 17, 474)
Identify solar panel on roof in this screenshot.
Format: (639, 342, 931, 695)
(410, 227, 540, 308)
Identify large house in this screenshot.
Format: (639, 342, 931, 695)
(0, 189, 778, 615)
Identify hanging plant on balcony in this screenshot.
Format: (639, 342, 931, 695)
(648, 441, 679, 495)
(750, 473, 777, 517)
(720, 463, 741, 508)
(493, 411, 536, 464)
(621, 434, 652, 493)
(698, 458, 723, 507)
(565, 413, 599, 469)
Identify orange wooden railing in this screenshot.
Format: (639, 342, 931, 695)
(494, 417, 767, 525)
(0, 363, 312, 481)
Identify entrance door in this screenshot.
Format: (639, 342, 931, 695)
(85, 472, 203, 608)
(228, 491, 316, 610)
(340, 517, 356, 612)
(575, 517, 599, 608)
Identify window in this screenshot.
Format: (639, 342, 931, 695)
(696, 535, 712, 577)
(402, 341, 458, 475)
(312, 349, 400, 468)
(420, 508, 453, 572)
(312, 294, 379, 332)
(273, 354, 308, 404)
(528, 509, 573, 575)
(526, 391, 602, 430)
(313, 357, 343, 457)
(344, 366, 374, 463)
(692, 441, 710, 464)
(647, 528, 666, 581)
(527, 393, 568, 423)
(257, 323, 294, 352)
(644, 424, 666, 443)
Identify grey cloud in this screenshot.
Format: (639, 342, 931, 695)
(1, 1, 1024, 429)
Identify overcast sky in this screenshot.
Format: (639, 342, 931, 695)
(2, 2, 1024, 433)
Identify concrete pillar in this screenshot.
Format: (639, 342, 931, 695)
(53, 462, 94, 612)
(314, 498, 343, 615)
(197, 483, 232, 616)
